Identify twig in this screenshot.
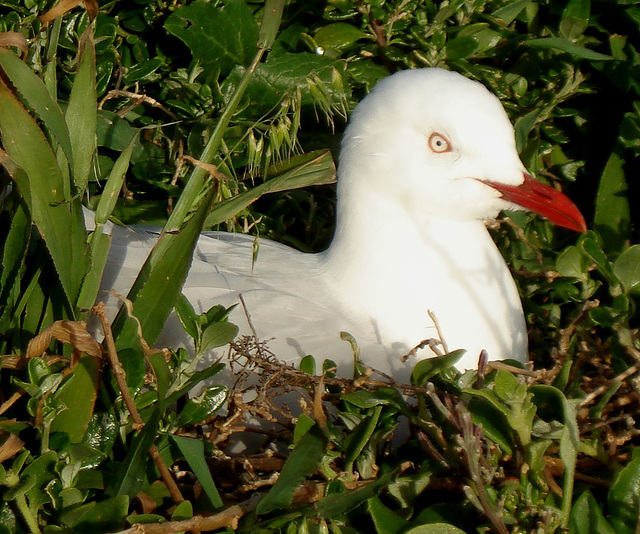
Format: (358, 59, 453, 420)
(558, 300, 600, 355)
(98, 89, 177, 119)
(579, 363, 640, 408)
(486, 360, 538, 377)
(92, 303, 184, 505)
(113, 493, 262, 533)
(428, 309, 448, 354)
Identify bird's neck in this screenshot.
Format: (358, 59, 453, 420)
(319, 186, 525, 361)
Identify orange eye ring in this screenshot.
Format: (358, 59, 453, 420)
(428, 133, 451, 153)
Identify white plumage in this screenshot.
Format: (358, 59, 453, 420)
(100, 68, 585, 383)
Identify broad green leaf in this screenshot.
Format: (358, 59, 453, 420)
(343, 405, 382, 472)
(299, 355, 316, 375)
(556, 246, 588, 280)
(171, 500, 193, 521)
(526, 38, 613, 60)
(165, 360, 225, 405)
(164, 0, 259, 77)
(560, 0, 590, 40)
(341, 387, 410, 415)
(177, 385, 227, 427)
(492, 0, 530, 25)
(367, 495, 409, 534)
(404, 525, 467, 534)
(171, 435, 223, 509)
(0, 48, 73, 167)
(445, 36, 479, 60)
(256, 424, 328, 515)
(200, 321, 238, 354)
(50, 355, 101, 443)
(123, 58, 163, 85)
(613, 245, 640, 294)
(96, 110, 139, 151)
(410, 350, 464, 387)
(174, 294, 199, 341)
(65, 26, 97, 193)
(594, 153, 631, 252)
(65, 495, 129, 532)
(581, 236, 618, 287)
(514, 109, 541, 153)
(315, 23, 366, 52)
(607, 457, 640, 534)
(205, 149, 336, 226)
(293, 414, 316, 444)
(568, 491, 616, 534)
(316, 469, 397, 518)
(0, 78, 88, 311)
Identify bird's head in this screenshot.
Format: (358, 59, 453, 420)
(338, 68, 586, 233)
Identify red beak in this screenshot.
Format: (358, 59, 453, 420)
(482, 172, 587, 233)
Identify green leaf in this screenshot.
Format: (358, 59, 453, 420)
(258, 0, 285, 50)
(568, 491, 616, 534)
(594, 153, 631, 252)
(314, 23, 366, 52)
(65, 26, 97, 193)
(0, 48, 73, 167)
(123, 58, 163, 85)
(299, 355, 316, 375)
(556, 246, 588, 280)
(256, 424, 328, 515)
(0, 196, 30, 312)
(343, 405, 382, 472)
(205, 149, 336, 226)
(560, 0, 590, 41)
(367, 495, 409, 534)
(607, 457, 640, 534)
(411, 350, 464, 387)
(445, 36, 479, 60)
(403, 525, 467, 534)
(174, 294, 199, 343)
(65, 495, 129, 532)
(613, 245, 640, 295)
(491, 0, 530, 25)
(526, 38, 613, 60)
(514, 109, 541, 153)
(581, 236, 618, 287)
(199, 321, 238, 354)
(164, 0, 259, 77)
(171, 435, 223, 509)
(177, 386, 227, 426)
(165, 360, 225, 405)
(78, 133, 137, 318)
(50, 355, 100, 443)
(0, 78, 88, 311)
(316, 469, 398, 518)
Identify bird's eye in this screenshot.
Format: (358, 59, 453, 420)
(428, 133, 451, 154)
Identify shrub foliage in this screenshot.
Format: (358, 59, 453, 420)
(0, 0, 639, 533)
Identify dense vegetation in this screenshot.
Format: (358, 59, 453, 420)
(0, 0, 638, 532)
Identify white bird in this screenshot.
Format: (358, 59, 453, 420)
(101, 68, 586, 383)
